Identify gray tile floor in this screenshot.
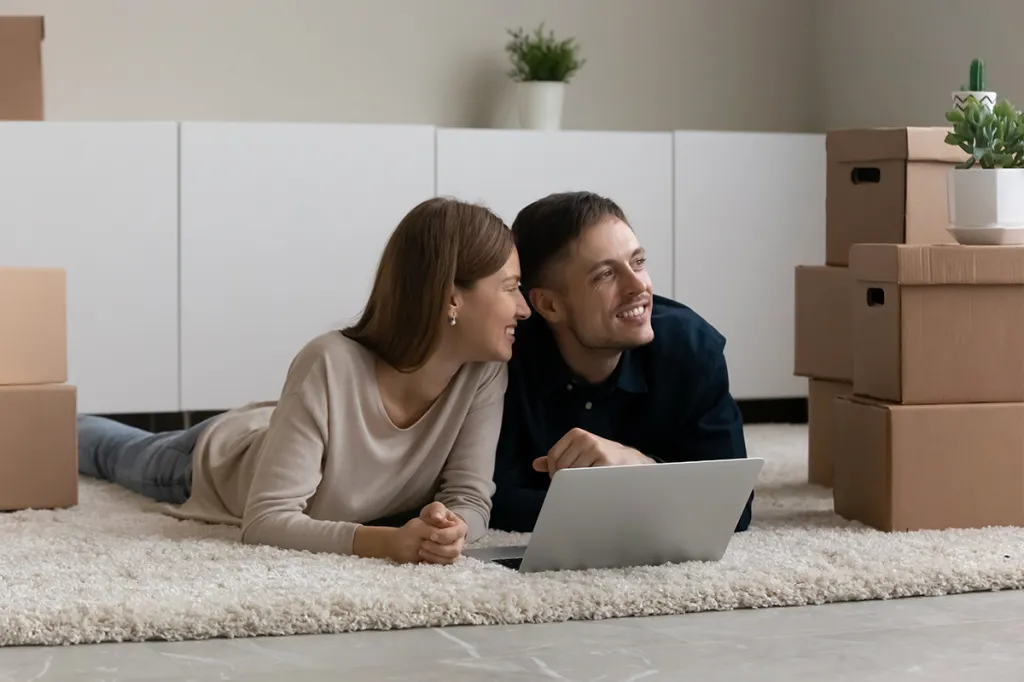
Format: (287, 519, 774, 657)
(2, 589, 1023, 681)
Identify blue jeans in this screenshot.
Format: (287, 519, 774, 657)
(77, 414, 213, 504)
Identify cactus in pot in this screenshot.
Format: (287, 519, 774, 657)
(969, 58, 986, 91)
(953, 58, 996, 112)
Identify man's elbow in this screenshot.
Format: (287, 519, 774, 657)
(733, 491, 754, 532)
(489, 491, 540, 533)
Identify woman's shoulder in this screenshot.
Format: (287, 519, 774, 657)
(456, 360, 508, 409)
(279, 331, 371, 392)
(297, 329, 367, 362)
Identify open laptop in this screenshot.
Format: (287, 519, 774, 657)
(464, 457, 764, 573)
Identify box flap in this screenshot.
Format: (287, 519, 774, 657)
(835, 393, 894, 410)
(849, 243, 1024, 284)
(826, 127, 964, 164)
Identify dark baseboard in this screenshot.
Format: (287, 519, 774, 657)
(100, 399, 808, 434)
(101, 411, 225, 433)
(737, 397, 807, 424)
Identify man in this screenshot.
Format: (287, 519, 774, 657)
(489, 191, 753, 533)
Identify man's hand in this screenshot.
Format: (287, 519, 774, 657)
(532, 428, 653, 476)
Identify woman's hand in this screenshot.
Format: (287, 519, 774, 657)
(353, 502, 470, 564)
(415, 502, 468, 564)
(386, 502, 469, 564)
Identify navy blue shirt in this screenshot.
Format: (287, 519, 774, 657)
(490, 294, 753, 533)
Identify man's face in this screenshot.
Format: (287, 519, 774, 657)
(535, 216, 655, 352)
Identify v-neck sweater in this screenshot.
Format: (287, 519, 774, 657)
(164, 331, 507, 555)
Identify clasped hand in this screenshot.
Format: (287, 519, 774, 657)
(391, 501, 468, 565)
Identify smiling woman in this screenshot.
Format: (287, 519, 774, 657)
(77, 196, 531, 566)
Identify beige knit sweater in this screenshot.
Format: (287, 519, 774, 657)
(164, 331, 507, 555)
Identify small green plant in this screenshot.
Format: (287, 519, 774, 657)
(505, 23, 585, 83)
(960, 57, 987, 91)
(945, 96, 1024, 168)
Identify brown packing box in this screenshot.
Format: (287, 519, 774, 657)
(833, 395, 1024, 532)
(807, 378, 850, 487)
(0, 17, 44, 120)
(0, 267, 67, 385)
(825, 127, 961, 266)
(0, 384, 77, 511)
(850, 243, 1024, 404)
(794, 265, 853, 382)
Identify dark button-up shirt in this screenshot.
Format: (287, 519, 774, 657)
(490, 294, 753, 533)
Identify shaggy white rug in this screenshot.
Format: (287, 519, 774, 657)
(3, 423, 1024, 647)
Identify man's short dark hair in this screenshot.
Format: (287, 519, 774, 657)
(510, 191, 628, 292)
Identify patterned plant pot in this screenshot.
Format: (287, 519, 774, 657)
(952, 90, 997, 113)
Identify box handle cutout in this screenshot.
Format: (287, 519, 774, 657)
(850, 167, 881, 184)
(866, 287, 885, 307)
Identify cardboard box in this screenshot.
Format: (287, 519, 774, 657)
(794, 265, 853, 382)
(851, 243, 1024, 404)
(834, 395, 1024, 532)
(0, 384, 77, 511)
(0, 17, 44, 120)
(825, 127, 962, 266)
(0, 267, 67, 386)
(808, 379, 850, 487)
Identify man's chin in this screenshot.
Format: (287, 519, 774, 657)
(611, 325, 654, 349)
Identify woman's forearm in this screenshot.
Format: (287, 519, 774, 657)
(352, 525, 397, 560)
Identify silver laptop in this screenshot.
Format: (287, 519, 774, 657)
(465, 457, 764, 573)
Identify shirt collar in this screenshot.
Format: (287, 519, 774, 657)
(532, 317, 649, 395)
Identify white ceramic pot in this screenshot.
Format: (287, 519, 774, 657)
(947, 167, 1024, 244)
(517, 81, 566, 130)
(952, 90, 997, 113)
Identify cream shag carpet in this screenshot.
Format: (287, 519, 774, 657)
(3, 424, 1024, 647)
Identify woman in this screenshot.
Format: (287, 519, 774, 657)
(77, 197, 531, 565)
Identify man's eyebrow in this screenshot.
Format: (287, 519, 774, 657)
(586, 247, 645, 273)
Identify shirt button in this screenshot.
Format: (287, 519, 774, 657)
(585, 401, 593, 410)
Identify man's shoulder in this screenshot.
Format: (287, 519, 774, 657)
(647, 295, 726, 364)
(507, 311, 552, 366)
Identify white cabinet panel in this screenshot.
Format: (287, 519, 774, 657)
(674, 131, 826, 400)
(0, 122, 179, 414)
(179, 122, 435, 411)
(436, 129, 675, 299)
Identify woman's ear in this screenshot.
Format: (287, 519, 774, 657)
(447, 286, 463, 324)
(448, 285, 463, 311)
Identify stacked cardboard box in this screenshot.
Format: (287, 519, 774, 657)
(0, 267, 78, 511)
(794, 127, 962, 486)
(834, 243, 1024, 532)
(0, 16, 44, 120)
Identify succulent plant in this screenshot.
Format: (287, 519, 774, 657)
(944, 96, 1024, 169)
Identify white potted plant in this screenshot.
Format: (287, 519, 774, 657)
(952, 58, 996, 113)
(944, 94, 1024, 245)
(504, 23, 585, 130)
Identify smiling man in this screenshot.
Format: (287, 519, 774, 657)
(489, 191, 753, 533)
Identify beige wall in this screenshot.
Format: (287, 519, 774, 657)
(0, 0, 818, 132)
(819, 0, 1024, 130)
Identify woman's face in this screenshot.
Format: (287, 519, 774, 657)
(450, 248, 531, 363)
